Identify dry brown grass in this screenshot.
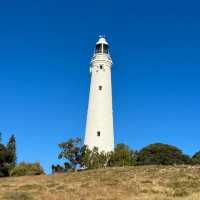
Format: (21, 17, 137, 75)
(1, 165, 200, 200)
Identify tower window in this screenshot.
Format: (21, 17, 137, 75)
(95, 44, 102, 54)
(103, 44, 109, 54)
(99, 86, 102, 90)
(99, 65, 103, 69)
(97, 131, 101, 137)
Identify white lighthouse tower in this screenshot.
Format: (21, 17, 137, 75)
(84, 36, 114, 152)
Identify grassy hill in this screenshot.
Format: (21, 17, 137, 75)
(1, 165, 200, 200)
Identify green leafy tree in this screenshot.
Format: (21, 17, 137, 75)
(137, 143, 191, 165)
(7, 135, 17, 170)
(58, 137, 85, 171)
(0, 143, 10, 177)
(108, 144, 136, 167)
(0, 134, 17, 177)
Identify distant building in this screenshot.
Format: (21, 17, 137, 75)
(84, 36, 114, 152)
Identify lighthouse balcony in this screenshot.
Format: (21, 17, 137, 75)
(91, 53, 112, 63)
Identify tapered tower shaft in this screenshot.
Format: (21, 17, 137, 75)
(84, 37, 114, 152)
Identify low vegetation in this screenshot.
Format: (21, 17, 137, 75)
(53, 137, 199, 173)
(10, 162, 44, 176)
(1, 165, 200, 200)
(0, 134, 44, 178)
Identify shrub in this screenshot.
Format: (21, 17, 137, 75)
(82, 144, 136, 169)
(192, 151, 200, 164)
(108, 144, 136, 167)
(10, 162, 45, 176)
(82, 146, 109, 169)
(137, 143, 191, 165)
(51, 164, 71, 174)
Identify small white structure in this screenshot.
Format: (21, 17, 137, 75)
(84, 36, 114, 152)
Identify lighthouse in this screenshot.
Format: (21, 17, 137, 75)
(84, 36, 114, 152)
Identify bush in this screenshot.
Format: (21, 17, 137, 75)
(82, 146, 109, 169)
(137, 143, 191, 165)
(192, 151, 200, 164)
(108, 144, 136, 167)
(82, 144, 136, 169)
(51, 163, 72, 174)
(10, 162, 45, 176)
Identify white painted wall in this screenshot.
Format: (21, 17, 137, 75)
(84, 39, 114, 152)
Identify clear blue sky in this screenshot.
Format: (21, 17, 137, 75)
(0, 0, 200, 173)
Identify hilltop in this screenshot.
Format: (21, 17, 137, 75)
(1, 165, 200, 200)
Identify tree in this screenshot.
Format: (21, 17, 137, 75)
(137, 143, 191, 165)
(7, 135, 17, 170)
(0, 132, 2, 143)
(0, 143, 10, 177)
(108, 144, 136, 167)
(58, 137, 85, 171)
